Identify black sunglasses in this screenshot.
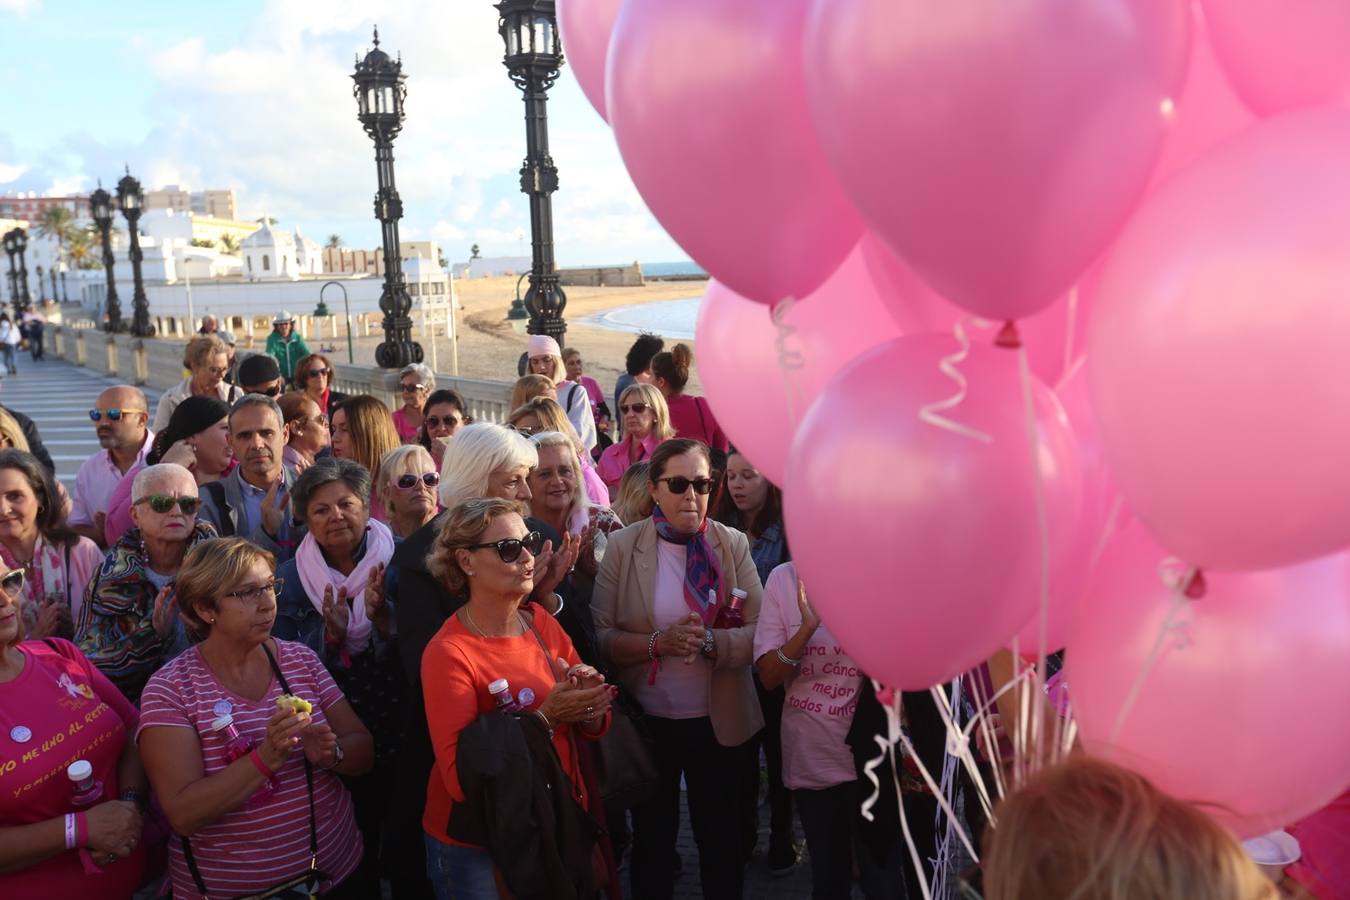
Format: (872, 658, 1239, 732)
(395, 472, 440, 491)
(133, 495, 200, 515)
(307, 367, 331, 379)
(89, 408, 142, 422)
(655, 476, 716, 495)
(425, 415, 462, 429)
(619, 403, 650, 415)
(464, 531, 544, 563)
(257, 385, 282, 397)
(507, 423, 540, 436)
(0, 568, 24, 596)
(400, 382, 426, 393)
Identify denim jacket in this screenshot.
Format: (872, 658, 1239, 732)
(273, 537, 394, 670)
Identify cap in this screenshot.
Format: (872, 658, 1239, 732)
(210, 715, 234, 732)
(526, 334, 561, 358)
(238, 353, 281, 386)
(67, 760, 92, 782)
(274, 310, 295, 324)
(488, 678, 510, 695)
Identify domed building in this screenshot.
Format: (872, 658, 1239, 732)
(240, 219, 322, 280)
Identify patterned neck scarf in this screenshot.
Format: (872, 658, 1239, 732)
(651, 505, 723, 626)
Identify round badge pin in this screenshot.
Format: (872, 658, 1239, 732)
(212, 699, 233, 718)
(10, 725, 32, 743)
(517, 687, 536, 708)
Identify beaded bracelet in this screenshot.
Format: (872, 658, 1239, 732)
(775, 646, 802, 667)
(64, 812, 77, 850)
(646, 630, 661, 661)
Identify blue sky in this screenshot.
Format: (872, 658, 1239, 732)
(0, 0, 688, 267)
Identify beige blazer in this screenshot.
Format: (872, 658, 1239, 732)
(592, 517, 765, 747)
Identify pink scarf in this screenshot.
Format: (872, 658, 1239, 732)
(295, 519, 394, 655)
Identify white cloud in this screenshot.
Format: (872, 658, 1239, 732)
(0, 0, 41, 14)
(432, 220, 466, 241)
(0, 162, 27, 183)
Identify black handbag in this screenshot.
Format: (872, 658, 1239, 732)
(181, 643, 331, 899)
(591, 678, 660, 809)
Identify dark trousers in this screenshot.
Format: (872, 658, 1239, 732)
(796, 781, 906, 900)
(630, 715, 749, 900)
(741, 678, 791, 858)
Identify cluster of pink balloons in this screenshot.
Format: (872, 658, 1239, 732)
(560, 0, 1350, 835)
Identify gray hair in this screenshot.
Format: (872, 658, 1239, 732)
(290, 457, 372, 521)
(229, 393, 285, 430)
(132, 463, 195, 502)
(400, 363, 435, 391)
(529, 431, 586, 529)
(439, 423, 538, 507)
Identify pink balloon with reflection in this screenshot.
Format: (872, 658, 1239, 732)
(557, 0, 623, 121)
(607, 0, 861, 305)
(1068, 525, 1350, 837)
(785, 335, 1081, 690)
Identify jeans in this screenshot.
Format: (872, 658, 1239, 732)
(741, 677, 791, 860)
(1, 344, 15, 374)
(630, 715, 750, 900)
(796, 781, 906, 900)
(424, 834, 500, 900)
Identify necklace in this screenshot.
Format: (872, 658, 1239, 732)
(460, 606, 523, 638)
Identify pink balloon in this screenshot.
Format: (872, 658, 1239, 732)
(805, 0, 1190, 321)
(1068, 525, 1350, 837)
(1202, 0, 1350, 116)
(696, 243, 906, 485)
(1088, 109, 1350, 571)
(557, 0, 624, 122)
(607, 0, 862, 305)
(785, 335, 1081, 690)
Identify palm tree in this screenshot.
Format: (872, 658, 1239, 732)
(35, 207, 78, 278)
(325, 234, 343, 250)
(190, 237, 216, 248)
(67, 226, 103, 270)
(219, 234, 241, 254)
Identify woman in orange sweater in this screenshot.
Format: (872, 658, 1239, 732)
(420, 498, 613, 899)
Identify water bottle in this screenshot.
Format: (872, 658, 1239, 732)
(67, 760, 104, 808)
(489, 678, 520, 712)
(211, 714, 253, 764)
(713, 588, 748, 630)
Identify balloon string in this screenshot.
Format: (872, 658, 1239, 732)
(964, 672, 1009, 803)
(1105, 558, 1198, 749)
(859, 678, 900, 824)
(929, 684, 996, 822)
(1016, 343, 1053, 777)
(893, 737, 933, 900)
(770, 296, 804, 425)
(895, 716, 982, 864)
(919, 317, 993, 443)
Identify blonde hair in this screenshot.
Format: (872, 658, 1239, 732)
(380, 444, 437, 518)
(511, 374, 555, 410)
(528, 352, 565, 386)
(528, 431, 586, 529)
(438, 423, 538, 508)
(333, 395, 400, 508)
(175, 537, 276, 637)
(426, 497, 523, 596)
(611, 461, 655, 525)
(0, 408, 30, 453)
(184, 334, 229, 370)
(619, 383, 675, 441)
(509, 397, 583, 454)
(984, 756, 1279, 900)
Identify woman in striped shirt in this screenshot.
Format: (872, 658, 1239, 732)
(137, 537, 374, 898)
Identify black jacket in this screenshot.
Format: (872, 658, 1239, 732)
(448, 712, 600, 900)
(2, 405, 55, 473)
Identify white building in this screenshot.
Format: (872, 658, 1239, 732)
(240, 221, 323, 280)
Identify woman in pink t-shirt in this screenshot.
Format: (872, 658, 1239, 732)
(137, 537, 374, 899)
(596, 384, 674, 500)
(650, 344, 729, 455)
(0, 567, 148, 898)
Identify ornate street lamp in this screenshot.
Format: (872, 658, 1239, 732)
(9, 228, 30, 315)
(59, 262, 68, 303)
(89, 182, 123, 332)
(116, 167, 153, 337)
(2, 230, 19, 316)
(35, 264, 43, 302)
(352, 26, 422, 369)
(49, 265, 57, 303)
(497, 0, 567, 340)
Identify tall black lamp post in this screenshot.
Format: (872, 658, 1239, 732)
(352, 26, 422, 368)
(49, 265, 57, 302)
(2, 230, 20, 316)
(116, 168, 153, 337)
(497, 0, 567, 340)
(8, 228, 30, 315)
(89, 182, 123, 332)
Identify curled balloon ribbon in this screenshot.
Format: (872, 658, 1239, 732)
(918, 317, 993, 444)
(859, 678, 901, 824)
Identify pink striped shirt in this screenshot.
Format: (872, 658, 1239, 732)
(137, 640, 362, 897)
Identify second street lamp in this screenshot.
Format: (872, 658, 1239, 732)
(352, 26, 422, 369)
(89, 182, 123, 332)
(2, 230, 19, 317)
(497, 0, 568, 342)
(11, 228, 30, 315)
(116, 167, 153, 337)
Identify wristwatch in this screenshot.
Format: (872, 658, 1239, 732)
(700, 628, 715, 657)
(326, 739, 345, 771)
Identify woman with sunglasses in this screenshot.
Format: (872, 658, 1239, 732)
(509, 397, 610, 506)
(330, 396, 401, 522)
(0, 450, 102, 640)
(597, 383, 675, 501)
(138, 536, 374, 899)
(279, 393, 330, 474)
(0, 559, 149, 898)
(393, 364, 436, 444)
(295, 352, 350, 419)
(417, 389, 472, 470)
(274, 458, 402, 895)
(103, 396, 234, 549)
(421, 497, 612, 899)
(153, 334, 244, 432)
(77, 463, 217, 704)
(593, 438, 764, 900)
(379, 445, 441, 541)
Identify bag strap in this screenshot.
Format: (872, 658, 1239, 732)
(63, 542, 72, 606)
(520, 610, 565, 682)
(181, 641, 320, 899)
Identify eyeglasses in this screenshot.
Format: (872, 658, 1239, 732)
(133, 495, 201, 515)
(619, 403, 650, 415)
(257, 385, 282, 397)
(0, 569, 24, 596)
(307, 367, 331, 379)
(205, 366, 228, 377)
(425, 415, 462, 429)
(395, 472, 440, 491)
(507, 424, 539, 436)
(655, 476, 716, 495)
(224, 578, 284, 604)
(89, 408, 143, 422)
(399, 382, 426, 393)
(463, 532, 544, 563)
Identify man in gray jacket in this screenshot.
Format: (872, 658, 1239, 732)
(198, 394, 306, 562)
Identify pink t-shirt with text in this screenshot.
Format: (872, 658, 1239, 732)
(753, 562, 862, 790)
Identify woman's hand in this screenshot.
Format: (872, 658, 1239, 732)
(538, 679, 615, 725)
(257, 705, 310, 771)
(84, 799, 142, 861)
(151, 586, 178, 641)
(563, 658, 606, 690)
(321, 584, 350, 646)
(574, 521, 600, 577)
(364, 563, 390, 637)
(656, 613, 705, 658)
(532, 531, 580, 599)
(300, 719, 339, 768)
(259, 475, 290, 539)
(32, 600, 73, 640)
(797, 585, 821, 636)
(159, 438, 197, 472)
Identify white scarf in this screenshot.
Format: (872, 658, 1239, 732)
(295, 518, 394, 656)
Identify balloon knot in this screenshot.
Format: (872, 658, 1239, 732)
(1184, 568, 1207, 599)
(994, 320, 1022, 348)
(875, 686, 896, 706)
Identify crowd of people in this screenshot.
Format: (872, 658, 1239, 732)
(0, 319, 1340, 900)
